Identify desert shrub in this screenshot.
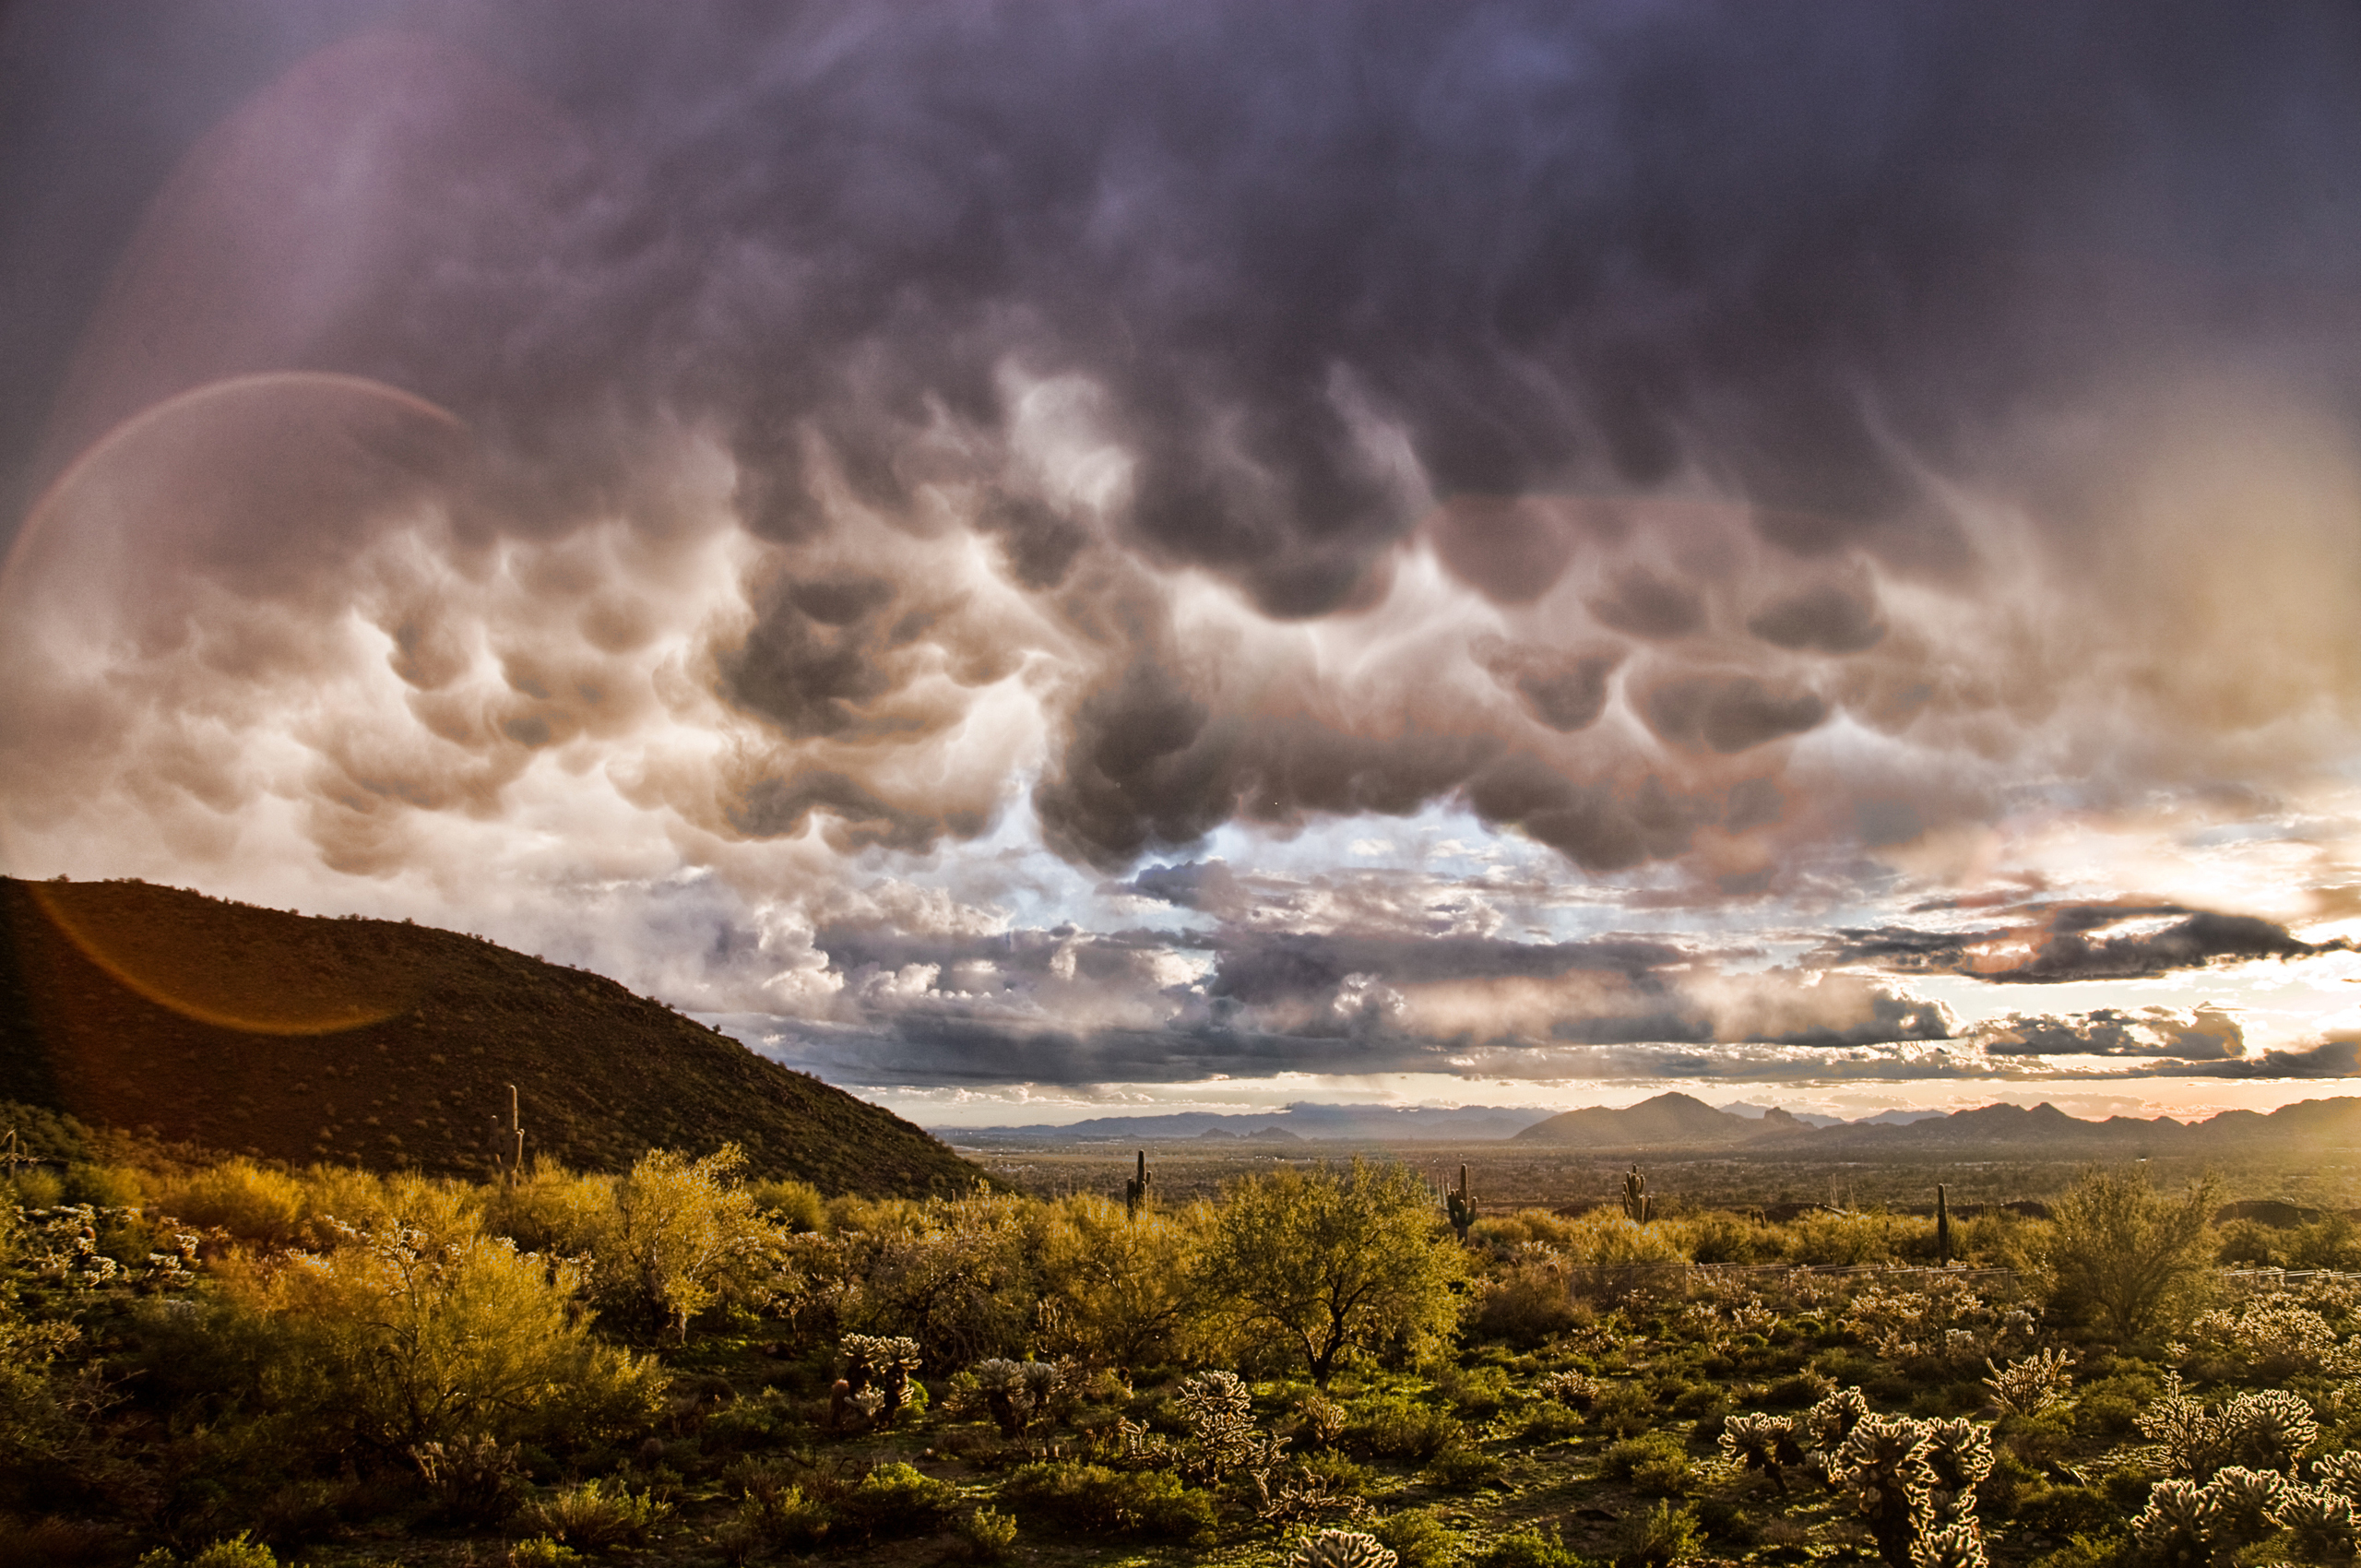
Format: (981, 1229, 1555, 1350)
(1604, 1431, 1693, 1493)
(134, 1537, 278, 1568)
(1686, 1212, 1776, 1265)
(518, 1478, 671, 1550)
(718, 1460, 833, 1557)
(1346, 1396, 1465, 1461)
(1424, 1443, 1503, 1491)
(1437, 1363, 1516, 1419)
(149, 1161, 310, 1250)
(1520, 1400, 1585, 1442)
(1551, 1210, 1686, 1305)
(411, 1433, 526, 1526)
(1590, 1382, 1659, 1439)
(839, 1461, 958, 1537)
(1371, 1507, 1462, 1568)
(746, 1178, 827, 1233)
(837, 1189, 1039, 1365)
(589, 1145, 785, 1341)
(1000, 1460, 1216, 1539)
(1780, 1209, 1921, 1267)
(958, 1504, 1020, 1561)
(196, 1208, 661, 1458)
(2286, 1213, 2361, 1272)
(1472, 1525, 1587, 1568)
(61, 1162, 144, 1210)
(1038, 1194, 1204, 1366)
(505, 1540, 582, 1568)
(0, 1515, 118, 1568)
(1474, 1261, 1581, 1347)
(1620, 1501, 1702, 1567)
(5, 1169, 64, 1210)
(1196, 1160, 1467, 1385)
(2029, 1168, 2219, 1342)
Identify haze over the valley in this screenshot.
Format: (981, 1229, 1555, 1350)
(6, 2, 2361, 1127)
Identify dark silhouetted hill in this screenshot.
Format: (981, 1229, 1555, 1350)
(0, 878, 978, 1194)
(1513, 1091, 1765, 1147)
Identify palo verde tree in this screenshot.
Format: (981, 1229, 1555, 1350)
(1195, 1158, 1465, 1387)
(2035, 1164, 2221, 1342)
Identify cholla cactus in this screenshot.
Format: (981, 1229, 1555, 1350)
(1833, 1416, 1940, 1568)
(1911, 1520, 1987, 1568)
(2222, 1388, 2319, 1474)
(2204, 1466, 2290, 1543)
(1295, 1392, 1348, 1446)
(840, 1334, 923, 1422)
(2313, 1451, 2361, 1499)
(2274, 1482, 2361, 1560)
(1731, 1301, 1779, 1336)
(1804, 1386, 1875, 1471)
(2140, 1384, 2319, 1481)
(973, 1359, 1062, 1437)
(1983, 1348, 2076, 1417)
(1177, 1371, 1263, 1484)
(2190, 1297, 2361, 1378)
(1917, 1419, 1994, 1521)
(2131, 1478, 2213, 1565)
(1720, 1413, 1806, 1492)
(1292, 1529, 1399, 1568)
(1536, 1370, 1603, 1408)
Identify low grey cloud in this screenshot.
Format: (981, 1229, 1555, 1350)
(1973, 1005, 2245, 1059)
(1818, 904, 2353, 983)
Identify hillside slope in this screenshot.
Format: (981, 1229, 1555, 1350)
(0, 878, 977, 1194)
(1514, 1090, 1805, 1146)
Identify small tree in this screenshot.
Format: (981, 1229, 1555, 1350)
(1194, 1159, 1465, 1386)
(592, 1145, 782, 1341)
(2035, 1165, 2219, 1342)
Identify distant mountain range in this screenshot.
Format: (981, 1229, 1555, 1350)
(946, 1089, 2361, 1156)
(0, 878, 978, 1194)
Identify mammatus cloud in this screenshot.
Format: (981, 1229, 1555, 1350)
(3, 6, 2361, 1094)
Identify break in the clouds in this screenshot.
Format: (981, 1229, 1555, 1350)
(6, 2, 2361, 1109)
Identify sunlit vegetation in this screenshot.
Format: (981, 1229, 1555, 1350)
(8, 1135, 2361, 1568)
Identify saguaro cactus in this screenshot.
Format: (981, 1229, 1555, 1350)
(1621, 1163, 1651, 1223)
(1936, 1183, 1952, 1266)
(1446, 1164, 1475, 1241)
(1124, 1149, 1152, 1217)
(490, 1085, 525, 1187)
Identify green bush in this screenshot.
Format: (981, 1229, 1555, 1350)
(134, 1538, 277, 1568)
(517, 1478, 670, 1550)
(1473, 1525, 1590, 1568)
(840, 1462, 957, 1537)
(504, 1540, 583, 1568)
(1424, 1443, 1504, 1491)
(1619, 1501, 1701, 1567)
(958, 1505, 1020, 1562)
(1602, 1431, 1692, 1494)
(1589, 1383, 1657, 1439)
(1000, 1461, 1216, 1539)
(1346, 1396, 1465, 1460)
(1372, 1508, 1463, 1568)
(1519, 1400, 1584, 1443)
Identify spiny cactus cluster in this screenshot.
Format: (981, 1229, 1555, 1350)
(1176, 1370, 1269, 1483)
(837, 1334, 923, 1426)
(1291, 1528, 1399, 1568)
(972, 1359, 1063, 1437)
(1720, 1413, 1808, 1492)
(2130, 1446, 2361, 1563)
(1821, 1408, 1993, 1568)
(2189, 1297, 2361, 1377)
(2138, 1384, 2320, 1480)
(1982, 1348, 2076, 1417)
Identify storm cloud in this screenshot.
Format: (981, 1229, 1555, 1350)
(5, 3, 2361, 1101)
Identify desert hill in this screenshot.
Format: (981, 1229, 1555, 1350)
(0, 878, 978, 1194)
(1514, 1090, 1801, 1147)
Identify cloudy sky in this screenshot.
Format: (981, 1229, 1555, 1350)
(6, 1, 2361, 1127)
